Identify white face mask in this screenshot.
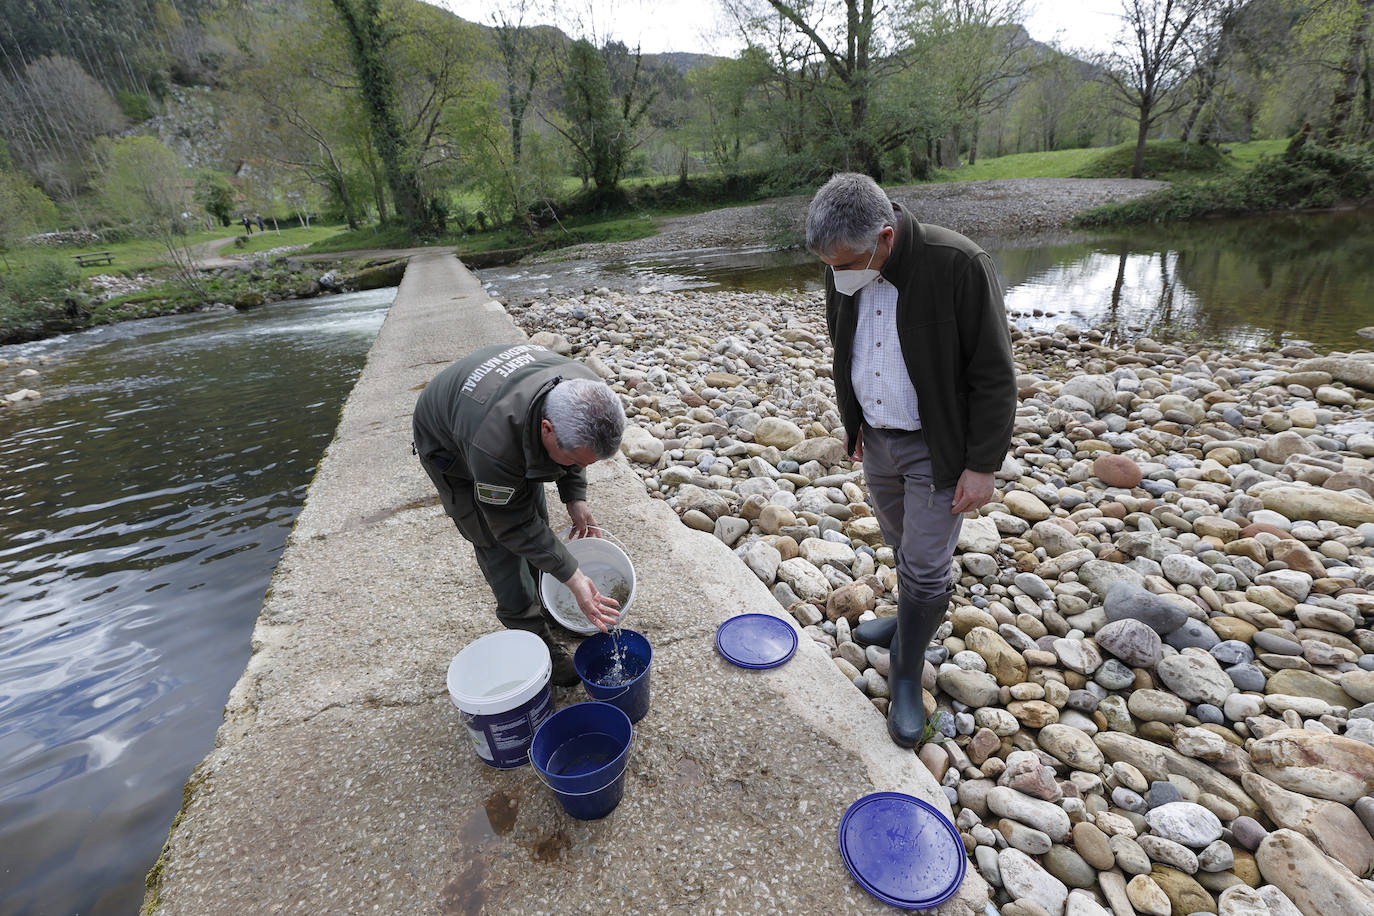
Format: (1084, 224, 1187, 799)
(831, 245, 879, 296)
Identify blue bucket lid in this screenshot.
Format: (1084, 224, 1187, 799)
(838, 792, 966, 910)
(714, 613, 798, 669)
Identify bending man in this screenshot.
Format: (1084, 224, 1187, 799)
(807, 173, 1016, 747)
(412, 343, 627, 686)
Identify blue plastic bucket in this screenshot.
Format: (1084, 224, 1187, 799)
(447, 630, 553, 769)
(530, 701, 633, 820)
(573, 628, 652, 723)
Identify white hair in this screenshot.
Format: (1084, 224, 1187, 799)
(805, 172, 894, 257)
(543, 377, 626, 459)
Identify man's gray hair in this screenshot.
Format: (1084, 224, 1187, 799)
(805, 172, 894, 258)
(544, 377, 626, 459)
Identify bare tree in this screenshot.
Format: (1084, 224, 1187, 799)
(1101, 0, 1207, 178)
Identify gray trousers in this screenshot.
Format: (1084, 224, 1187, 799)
(861, 425, 962, 602)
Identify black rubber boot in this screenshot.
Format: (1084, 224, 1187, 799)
(853, 615, 897, 649)
(887, 590, 951, 748)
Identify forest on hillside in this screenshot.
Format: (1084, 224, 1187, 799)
(0, 0, 1370, 242)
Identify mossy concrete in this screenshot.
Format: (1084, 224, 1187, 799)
(145, 251, 989, 914)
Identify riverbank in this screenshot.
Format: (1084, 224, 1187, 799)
(509, 285, 1374, 914)
(523, 178, 1168, 264)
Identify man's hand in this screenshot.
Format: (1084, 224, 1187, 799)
(565, 568, 620, 633)
(567, 500, 600, 539)
(951, 469, 995, 515)
(850, 429, 864, 462)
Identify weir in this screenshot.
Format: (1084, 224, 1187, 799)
(145, 250, 987, 914)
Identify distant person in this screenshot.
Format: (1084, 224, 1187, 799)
(241, 216, 252, 234)
(805, 172, 1016, 747)
(255, 214, 265, 232)
(412, 344, 627, 685)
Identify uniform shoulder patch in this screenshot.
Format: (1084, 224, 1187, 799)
(475, 482, 516, 505)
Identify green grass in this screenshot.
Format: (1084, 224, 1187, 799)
(934, 147, 1106, 181)
(935, 139, 1291, 184)
(1219, 138, 1287, 169)
(226, 222, 347, 255)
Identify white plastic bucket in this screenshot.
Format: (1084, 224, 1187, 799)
(446, 630, 553, 768)
(539, 529, 636, 635)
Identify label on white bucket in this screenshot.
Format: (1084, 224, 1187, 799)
(461, 687, 554, 768)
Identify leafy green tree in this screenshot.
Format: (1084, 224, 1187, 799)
(94, 136, 203, 295)
(328, 0, 436, 233)
(0, 168, 59, 268)
(194, 170, 235, 226)
(556, 39, 632, 195)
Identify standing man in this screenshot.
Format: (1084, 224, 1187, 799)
(413, 343, 627, 686)
(806, 173, 1016, 747)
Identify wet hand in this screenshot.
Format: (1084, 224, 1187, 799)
(567, 568, 620, 633)
(951, 469, 994, 515)
(567, 500, 600, 539)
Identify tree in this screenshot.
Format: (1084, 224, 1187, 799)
(1177, 0, 1244, 143)
(328, 0, 437, 234)
(0, 54, 125, 206)
(555, 39, 632, 195)
(752, 0, 891, 176)
(95, 136, 203, 295)
(194, 169, 234, 227)
(1318, 0, 1374, 145)
(0, 168, 58, 268)
(903, 0, 1038, 165)
(1101, 0, 1207, 179)
(488, 2, 546, 167)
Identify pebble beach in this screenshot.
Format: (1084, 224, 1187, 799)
(510, 274, 1374, 916)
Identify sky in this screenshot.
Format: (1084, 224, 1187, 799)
(438, 0, 1128, 57)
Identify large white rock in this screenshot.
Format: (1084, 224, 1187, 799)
(752, 417, 804, 449)
(997, 848, 1069, 916)
(1256, 828, 1374, 915)
(957, 515, 1002, 554)
(775, 558, 831, 603)
(987, 786, 1071, 840)
(1260, 485, 1374, 527)
(619, 425, 664, 464)
(1145, 802, 1223, 848)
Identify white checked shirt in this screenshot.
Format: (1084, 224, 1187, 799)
(851, 273, 921, 430)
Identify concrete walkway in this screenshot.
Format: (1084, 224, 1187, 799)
(145, 251, 989, 915)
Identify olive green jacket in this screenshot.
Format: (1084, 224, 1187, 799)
(412, 344, 594, 582)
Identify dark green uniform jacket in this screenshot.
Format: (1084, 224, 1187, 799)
(412, 344, 594, 582)
(825, 202, 1017, 489)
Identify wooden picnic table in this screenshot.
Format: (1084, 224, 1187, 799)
(72, 251, 115, 267)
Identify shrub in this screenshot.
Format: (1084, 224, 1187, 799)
(1072, 140, 1231, 180)
(0, 255, 86, 342)
(1076, 143, 1374, 226)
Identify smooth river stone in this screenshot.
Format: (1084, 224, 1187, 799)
(965, 626, 1029, 685)
(1095, 618, 1162, 667)
(1096, 732, 1260, 820)
(987, 785, 1072, 841)
(1102, 580, 1187, 633)
(1249, 728, 1374, 804)
(1149, 865, 1217, 915)
(1265, 668, 1355, 708)
(1038, 723, 1105, 772)
(1155, 654, 1236, 706)
(1146, 802, 1223, 848)
(1242, 771, 1374, 876)
(1256, 829, 1374, 915)
(1053, 637, 1102, 675)
(998, 847, 1069, 916)
(1128, 688, 1188, 723)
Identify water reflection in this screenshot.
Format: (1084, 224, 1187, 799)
(0, 289, 392, 916)
(478, 210, 1374, 352)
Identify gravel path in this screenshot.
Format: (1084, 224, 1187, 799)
(528, 178, 1167, 263)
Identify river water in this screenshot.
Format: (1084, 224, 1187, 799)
(0, 289, 393, 916)
(481, 210, 1374, 353)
